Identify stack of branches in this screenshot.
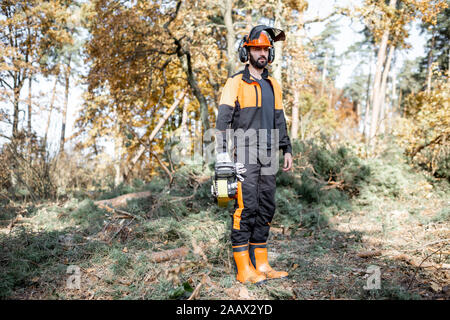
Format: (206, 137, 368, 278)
(94, 164, 210, 223)
(290, 137, 371, 199)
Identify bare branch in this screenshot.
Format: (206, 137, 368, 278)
(0, 77, 13, 90)
(303, 10, 343, 26)
(151, 150, 173, 186)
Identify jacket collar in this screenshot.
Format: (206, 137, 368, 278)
(242, 64, 269, 83)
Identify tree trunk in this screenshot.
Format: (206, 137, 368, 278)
(426, 30, 436, 94)
(328, 89, 333, 110)
(320, 51, 328, 97)
(300, 110, 312, 141)
(60, 54, 71, 154)
(272, 0, 284, 83)
(353, 100, 359, 118)
(289, 11, 304, 141)
(180, 95, 190, 157)
(369, 37, 388, 140)
(445, 50, 450, 95)
(178, 50, 210, 133)
(27, 76, 32, 134)
(12, 86, 21, 140)
(43, 77, 58, 152)
(114, 131, 123, 187)
(291, 89, 299, 140)
(223, 0, 235, 77)
(27, 75, 33, 160)
(389, 68, 397, 132)
(369, 0, 397, 142)
(378, 45, 394, 135)
(363, 59, 372, 139)
(10, 81, 23, 191)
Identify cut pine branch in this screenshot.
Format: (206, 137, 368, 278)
(410, 134, 447, 159)
(94, 191, 151, 220)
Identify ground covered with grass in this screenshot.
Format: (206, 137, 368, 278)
(1, 140, 449, 300)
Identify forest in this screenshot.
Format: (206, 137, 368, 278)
(0, 0, 449, 300)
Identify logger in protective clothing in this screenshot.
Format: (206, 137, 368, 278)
(215, 25, 293, 285)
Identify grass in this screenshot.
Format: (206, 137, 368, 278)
(1, 142, 449, 300)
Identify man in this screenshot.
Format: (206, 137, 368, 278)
(215, 25, 293, 284)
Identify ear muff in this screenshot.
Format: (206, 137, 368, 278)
(268, 39, 275, 64)
(238, 37, 249, 63)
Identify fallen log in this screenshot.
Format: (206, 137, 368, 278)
(94, 191, 152, 208)
(357, 250, 382, 258)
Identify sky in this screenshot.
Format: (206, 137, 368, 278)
(304, 0, 427, 88)
(0, 0, 430, 156)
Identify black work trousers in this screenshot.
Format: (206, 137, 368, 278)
(231, 148, 277, 246)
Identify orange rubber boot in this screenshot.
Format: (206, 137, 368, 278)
(233, 250, 266, 285)
(250, 244, 288, 279)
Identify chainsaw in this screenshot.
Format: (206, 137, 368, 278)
(211, 159, 246, 207)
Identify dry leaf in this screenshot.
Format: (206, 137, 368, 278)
(430, 282, 442, 292)
(238, 286, 250, 299)
(122, 247, 128, 253)
(271, 227, 283, 234)
(192, 238, 208, 262)
(119, 279, 132, 285)
(188, 274, 209, 300)
(225, 288, 239, 299)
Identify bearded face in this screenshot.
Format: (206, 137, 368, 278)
(248, 47, 269, 69)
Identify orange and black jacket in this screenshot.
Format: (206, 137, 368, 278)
(216, 64, 292, 155)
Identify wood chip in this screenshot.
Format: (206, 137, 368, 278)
(357, 250, 382, 258)
(271, 227, 283, 234)
(430, 282, 442, 293)
(238, 286, 250, 299)
(187, 274, 208, 300)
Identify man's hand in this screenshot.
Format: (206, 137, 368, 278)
(283, 152, 293, 172)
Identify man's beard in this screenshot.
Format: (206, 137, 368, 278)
(249, 53, 268, 69)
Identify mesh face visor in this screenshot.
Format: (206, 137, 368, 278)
(247, 25, 286, 43)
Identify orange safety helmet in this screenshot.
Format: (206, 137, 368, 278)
(243, 30, 272, 48)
